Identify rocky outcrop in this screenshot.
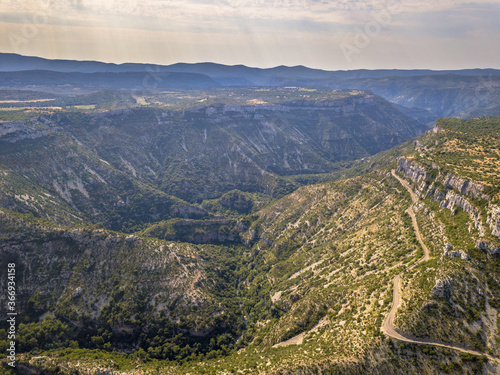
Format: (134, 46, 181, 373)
(398, 157, 428, 183)
(398, 161, 491, 239)
(425, 185, 436, 197)
(476, 240, 500, 256)
(442, 242, 470, 260)
(440, 192, 485, 237)
(443, 174, 489, 200)
(445, 250, 470, 261)
(0, 120, 56, 143)
(397, 160, 492, 242)
(487, 205, 500, 239)
(415, 181, 432, 199)
(432, 189, 446, 202)
(432, 277, 454, 300)
(440, 192, 475, 213)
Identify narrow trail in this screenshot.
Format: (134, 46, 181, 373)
(382, 170, 499, 367)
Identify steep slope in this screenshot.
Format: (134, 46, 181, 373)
(0, 210, 245, 361)
(0, 119, 207, 231)
(391, 118, 500, 352)
(0, 90, 426, 213)
(2, 111, 499, 374)
(332, 75, 500, 122)
(5, 117, 499, 375)
(192, 117, 500, 374)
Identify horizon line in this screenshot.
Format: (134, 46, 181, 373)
(1, 52, 499, 73)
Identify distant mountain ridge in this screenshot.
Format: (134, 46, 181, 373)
(1, 53, 499, 122)
(1, 53, 499, 81)
(0, 70, 219, 90)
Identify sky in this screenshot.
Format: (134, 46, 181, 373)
(0, 0, 499, 70)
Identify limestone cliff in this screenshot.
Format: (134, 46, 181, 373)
(443, 174, 489, 200)
(487, 205, 500, 239)
(397, 157, 428, 183)
(440, 191, 485, 236)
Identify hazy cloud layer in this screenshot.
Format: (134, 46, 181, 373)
(0, 0, 499, 69)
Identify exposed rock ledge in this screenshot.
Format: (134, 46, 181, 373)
(487, 205, 500, 239)
(398, 157, 427, 183)
(398, 158, 490, 201)
(440, 191, 485, 237)
(443, 242, 470, 260)
(476, 240, 500, 256)
(0, 120, 55, 143)
(431, 277, 454, 300)
(445, 250, 470, 261)
(398, 158, 492, 239)
(443, 174, 489, 200)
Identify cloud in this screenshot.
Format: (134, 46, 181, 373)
(0, 0, 498, 69)
(3, 0, 499, 30)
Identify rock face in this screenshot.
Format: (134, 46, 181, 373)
(444, 242, 454, 251)
(397, 158, 494, 245)
(443, 174, 488, 200)
(432, 189, 446, 202)
(440, 192, 485, 236)
(487, 205, 500, 239)
(0, 217, 243, 352)
(0, 119, 57, 143)
(444, 250, 470, 261)
(431, 277, 454, 300)
(443, 242, 470, 260)
(476, 240, 500, 256)
(398, 159, 494, 243)
(398, 159, 491, 203)
(398, 157, 428, 183)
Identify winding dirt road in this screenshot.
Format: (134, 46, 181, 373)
(382, 170, 499, 366)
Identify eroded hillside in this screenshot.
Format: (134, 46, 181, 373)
(0, 90, 426, 229)
(1, 118, 500, 375)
